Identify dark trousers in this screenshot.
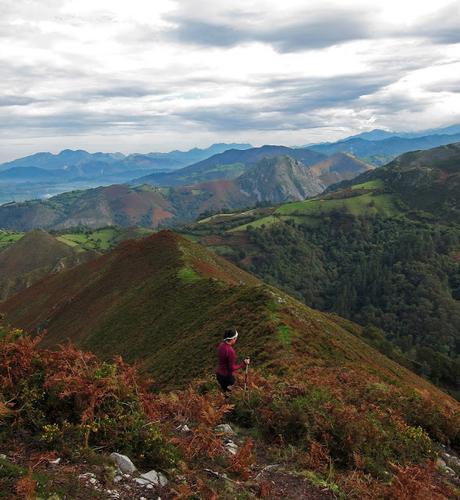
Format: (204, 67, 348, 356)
(216, 373, 235, 393)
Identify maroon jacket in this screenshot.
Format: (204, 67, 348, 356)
(217, 341, 244, 377)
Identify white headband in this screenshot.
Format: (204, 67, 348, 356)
(224, 330, 239, 341)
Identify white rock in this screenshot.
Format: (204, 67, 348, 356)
(140, 470, 168, 487)
(445, 466, 456, 476)
(134, 478, 150, 486)
(0, 454, 7, 460)
(224, 440, 239, 455)
(215, 424, 235, 436)
(110, 452, 137, 474)
(49, 458, 61, 465)
(113, 475, 123, 483)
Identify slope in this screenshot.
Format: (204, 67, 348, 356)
(309, 152, 374, 185)
(0, 184, 176, 231)
(346, 142, 460, 222)
(0, 230, 453, 395)
(2, 231, 460, 496)
(0, 230, 95, 301)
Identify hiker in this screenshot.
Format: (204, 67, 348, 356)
(216, 328, 250, 395)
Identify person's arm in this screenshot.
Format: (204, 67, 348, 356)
(227, 346, 244, 373)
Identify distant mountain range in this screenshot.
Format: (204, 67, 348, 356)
(0, 153, 371, 231)
(2, 124, 460, 206)
(0, 143, 253, 203)
(1, 124, 460, 210)
(0, 143, 252, 173)
(344, 123, 460, 141)
(309, 132, 460, 165)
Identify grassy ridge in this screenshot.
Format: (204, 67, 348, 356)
(0, 230, 457, 400)
(1, 231, 460, 495)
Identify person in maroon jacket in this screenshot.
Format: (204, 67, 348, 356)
(216, 328, 250, 395)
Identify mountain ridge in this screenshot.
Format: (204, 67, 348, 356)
(0, 229, 458, 398)
(133, 145, 327, 186)
(0, 143, 252, 174)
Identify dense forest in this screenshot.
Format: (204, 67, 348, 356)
(241, 213, 460, 396)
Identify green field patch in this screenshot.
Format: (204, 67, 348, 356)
(351, 179, 384, 190)
(230, 190, 398, 232)
(198, 212, 239, 224)
(230, 215, 280, 232)
(56, 235, 80, 247)
(56, 227, 154, 252)
(275, 193, 397, 218)
(177, 265, 200, 283)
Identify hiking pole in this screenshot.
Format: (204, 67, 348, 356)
(244, 362, 249, 391)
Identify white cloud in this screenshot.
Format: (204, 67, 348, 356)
(0, 0, 459, 161)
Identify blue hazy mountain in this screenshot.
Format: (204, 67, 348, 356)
(309, 132, 460, 165)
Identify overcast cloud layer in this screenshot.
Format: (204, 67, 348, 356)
(1, 0, 460, 161)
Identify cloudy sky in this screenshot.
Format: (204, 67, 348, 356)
(1, 0, 460, 161)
